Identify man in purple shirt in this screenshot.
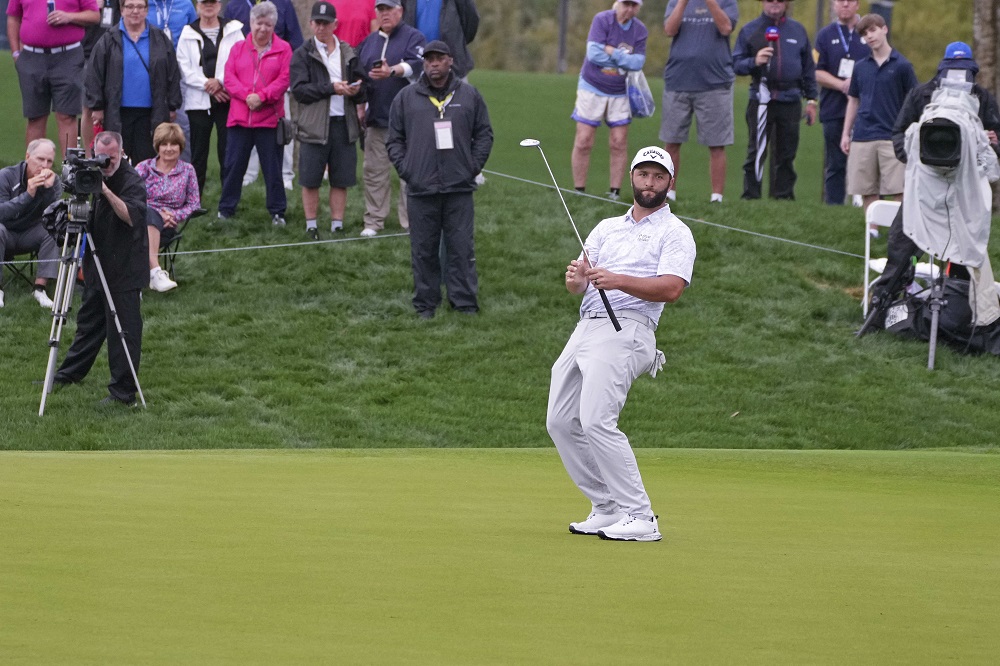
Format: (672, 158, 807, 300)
(571, 0, 647, 201)
(7, 0, 100, 159)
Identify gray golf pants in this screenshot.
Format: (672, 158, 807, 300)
(546, 316, 657, 520)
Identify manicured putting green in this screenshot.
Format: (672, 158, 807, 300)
(1, 449, 997, 663)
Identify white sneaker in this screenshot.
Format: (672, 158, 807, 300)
(32, 289, 55, 309)
(360, 228, 377, 238)
(597, 514, 662, 542)
(149, 268, 178, 292)
(569, 511, 625, 536)
(0, 289, 5, 308)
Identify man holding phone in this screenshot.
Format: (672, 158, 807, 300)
(356, 0, 425, 237)
(291, 1, 367, 238)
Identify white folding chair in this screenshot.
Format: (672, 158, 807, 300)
(862, 200, 939, 316)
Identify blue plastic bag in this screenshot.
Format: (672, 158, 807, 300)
(627, 70, 655, 119)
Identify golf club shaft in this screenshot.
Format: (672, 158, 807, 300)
(534, 146, 621, 332)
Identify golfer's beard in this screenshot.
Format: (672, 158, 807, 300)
(633, 187, 669, 209)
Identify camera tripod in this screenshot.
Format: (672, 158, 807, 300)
(39, 206, 146, 415)
(857, 253, 947, 371)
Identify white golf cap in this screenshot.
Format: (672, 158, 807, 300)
(630, 146, 674, 177)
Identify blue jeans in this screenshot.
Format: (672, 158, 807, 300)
(822, 118, 847, 205)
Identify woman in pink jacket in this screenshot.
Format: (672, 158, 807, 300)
(217, 0, 291, 225)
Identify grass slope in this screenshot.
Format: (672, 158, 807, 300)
(2, 65, 1000, 451)
(1, 449, 998, 664)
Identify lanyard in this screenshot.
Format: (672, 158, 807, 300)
(837, 24, 853, 55)
(428, 92, 454, 119)
(156, 0, 173, 30)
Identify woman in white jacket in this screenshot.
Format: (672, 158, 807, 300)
(177, 0, 244, 195)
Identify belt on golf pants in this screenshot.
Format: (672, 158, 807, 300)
(581, 309, 657, 331)
(22, 42, 81, 54)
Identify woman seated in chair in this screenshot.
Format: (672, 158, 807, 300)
(136, 123, 201, 292)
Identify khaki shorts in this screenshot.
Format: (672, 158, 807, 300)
(847, 140, 905, 196)
(571, 89, 631, 128)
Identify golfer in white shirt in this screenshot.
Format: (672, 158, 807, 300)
(546, 146, 696, 542)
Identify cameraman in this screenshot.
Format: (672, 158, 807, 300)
(868, 42, 1000, 315)
(54, 131, 148, 407)
(0, 139, 62, 309)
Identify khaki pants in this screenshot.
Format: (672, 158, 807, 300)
(363, 126, 408, 231)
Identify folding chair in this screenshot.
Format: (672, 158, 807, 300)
(2, 249, 38, 290)
(159, 208, 206, 278)
(862, 200, 939, 316)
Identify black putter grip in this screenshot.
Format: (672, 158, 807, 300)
(598, 289, 622, 331)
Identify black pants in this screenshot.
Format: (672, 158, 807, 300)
(407, 192, 478, 314)
(822, 117, 847, 205)
(870, 205, 920, 306)
(188, 101, 230, 195)
(56, 286, 143, 402)
(743, 99, 801, 200)
(219, 125, 286, 216)
(120, 107, 155, 165)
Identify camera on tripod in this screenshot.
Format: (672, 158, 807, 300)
(43, 149, 112, 241)
(62, 148, 110, 196)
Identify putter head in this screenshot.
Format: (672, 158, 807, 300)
(519, 138, 541, 148)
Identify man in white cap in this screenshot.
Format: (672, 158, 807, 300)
(546, 146, 696, 542)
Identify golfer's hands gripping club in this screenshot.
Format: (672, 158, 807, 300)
(565, 259, 619, 292)
(565, 259, 622, 331)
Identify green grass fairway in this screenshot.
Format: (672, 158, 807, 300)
(2, 449, 997, 664)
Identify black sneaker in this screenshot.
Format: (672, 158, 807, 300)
(99, 395, 138, 408)
(307, 227, 319, 241)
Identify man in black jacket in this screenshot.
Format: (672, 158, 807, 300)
(867, 42, 1000, 320)
(55, 131, 148, 407)
(386, 40, 492, 318)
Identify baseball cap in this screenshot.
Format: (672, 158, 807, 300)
(630, 146, 675, 177)
(375, 0, 401, 8)
(422, 40, 451, 57)
(944, 42, 972, 60)
(310, 1, 336, 22)
(621, 0, 642, 5)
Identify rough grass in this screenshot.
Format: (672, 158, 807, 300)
(3, 66, 1000, 451)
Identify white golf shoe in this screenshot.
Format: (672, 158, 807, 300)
(597, 514, 662, 542)
(150, 268, 178, 292)
(32, 289, 55, 309)
(569, 511, 625, 536)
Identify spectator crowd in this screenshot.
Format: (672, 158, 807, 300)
(3, 0, 492, 320)
(3, 0, 997, 317)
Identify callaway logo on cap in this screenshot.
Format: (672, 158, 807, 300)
(631, 147, 675, 177)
